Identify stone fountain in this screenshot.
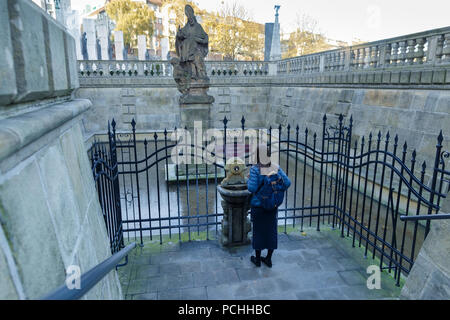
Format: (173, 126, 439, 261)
(217, 158, 252, 247)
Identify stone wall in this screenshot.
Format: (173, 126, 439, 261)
(76, 77, 449, 173)
(0, 0, 122, 300)
(75, 77, 272, 135)
(0, 101, 123, 300)
(267, 86, 450, 175)
(400, 200, 450, 299)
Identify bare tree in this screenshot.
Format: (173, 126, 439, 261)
(282, 13, 332, 58)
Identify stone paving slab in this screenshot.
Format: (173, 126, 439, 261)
(118, 227, 403, 300)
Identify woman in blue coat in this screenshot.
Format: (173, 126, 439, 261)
(247, 144, 291, 267)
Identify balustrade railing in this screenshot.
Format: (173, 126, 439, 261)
(77, 27, 450, 85)
(77, 60, 272, 78)
(278, 26, 450, 75)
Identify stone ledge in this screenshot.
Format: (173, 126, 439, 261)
(0, 99, 91, 162)
(0, 0, 78, 106)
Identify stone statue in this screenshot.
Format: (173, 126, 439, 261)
(123, 45, 128, 60)
(81, 32, 88, 60)
(175, 4, 208, 79)
(96, 38, 102, 60)
(108, 35, 113, 60)
(172, 5, 214, 104)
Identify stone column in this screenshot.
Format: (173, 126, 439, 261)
(114, 30, 124, 60)
(268, 62, 278, 75)
(54, 0, 71, 27)
(137, 35, 146, 61)
(97, 24, 109, 61)
(83, 18, 96, 60)
(269, 6, 281, 61)
(161, 38, 169, 60)
(319, 55, 325, 73)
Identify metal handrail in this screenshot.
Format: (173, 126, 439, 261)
(41, 242, 136, 300)
(400, 213, 450, 221)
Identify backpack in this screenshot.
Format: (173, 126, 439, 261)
(254, 172, 287, 210)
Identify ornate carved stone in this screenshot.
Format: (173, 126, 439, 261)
(217, 158, 252, 247)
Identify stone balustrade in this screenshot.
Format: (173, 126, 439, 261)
(78, 60, 174, 77)
(207, 61, 271, 76)
(277, 26, 450, 86)
(77, 26, 450, 88)
(77, 60, 273, 78)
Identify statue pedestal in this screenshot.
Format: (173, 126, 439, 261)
(179, 79, 214, 131)
(179, 103, 211, 132)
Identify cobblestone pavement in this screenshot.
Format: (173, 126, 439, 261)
(118, 227, 402, 300)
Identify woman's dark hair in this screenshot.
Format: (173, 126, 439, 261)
(256, 143, 271, 167)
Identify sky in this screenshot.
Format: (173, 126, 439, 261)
(71, 0, 450, 43)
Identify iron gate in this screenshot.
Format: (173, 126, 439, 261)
(89, 114, 449, 286)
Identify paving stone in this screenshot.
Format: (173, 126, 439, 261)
(338, 285, 375, 300)
(179, 261, 202, 273)
(209, 247, 232, 258)
(193, 270, 220, 287)
(133, 255, 150, 265)
(300, 248, 322, 261)
(147, 273, 194, 292)
(318, 247, 349, 259)
(159, 262, 181, 275)
(220, 256, 247, 269)
(237, 267, 265, 281)
(278, 233, 291, 242)
(200, 258, 228, 272)
(255, 291, 299, 300)
(134, 264, 160, 280)
(295, 290, 322, 300)
(336, 257, 363, 271)
(214, 268, 240, 285)
(167, 273, 195, 290)
(160, 241, 182, 253)
(207, 282, 256, 300)
(278, 240, 305, 251)
(277, 252, 305, 264)
(120, 231, 402, 300)
(132, 292, 158, 300)
(228, 246, 254, 257)
(127, 279, 149, 295)
(317, 287, 348, 300)
(247, 278, 279, 294)
(297, 260, 323, 272)
(158, 289, 181, 300)
(338, 270, 368, 286)
(181, 287, 208, 300)
(316, 272, 347, 288)
(149, 252, 173, 264)
(181, 240, 218, 250)
(316, 257, 342, 271)
(273, 276, 303, 292)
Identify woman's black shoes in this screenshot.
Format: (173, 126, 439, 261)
(251, 255, 272, 267)
(250, 256, 261, 267)
(261, 256, 272, 268)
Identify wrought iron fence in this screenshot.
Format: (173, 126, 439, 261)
(89, 123, 124, 254)
(89, 114, 449, 286)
